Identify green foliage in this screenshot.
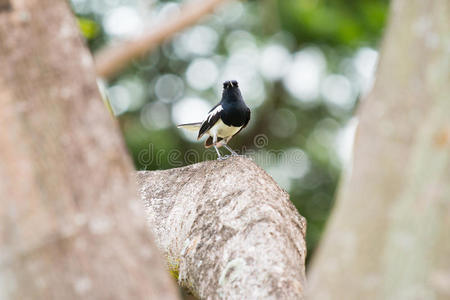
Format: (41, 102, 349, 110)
(278, 0, 388, 47)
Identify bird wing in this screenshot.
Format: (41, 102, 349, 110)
(232, 107, 251, 137)
(197, 104, 223, 139)
(228, 107, 251, 141)
(177, 122, 202, 132)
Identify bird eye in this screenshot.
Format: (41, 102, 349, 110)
(223, 81, 230, 89)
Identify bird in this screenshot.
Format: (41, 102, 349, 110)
(177, 80, 251, 160)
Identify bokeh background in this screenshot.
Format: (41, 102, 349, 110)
(70, 0, 388, 260)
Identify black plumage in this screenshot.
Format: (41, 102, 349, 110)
(177, 80, 251, 159)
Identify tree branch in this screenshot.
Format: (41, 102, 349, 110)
(94, 0, 229, 79)
(0, 0, 179, 298)
(137, 157, 307, 299)
(307, 0, 450, 299)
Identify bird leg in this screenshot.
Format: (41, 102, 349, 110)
(213, 145, 224, 160)
(223, 144, 238, 156)
(212, 133, 224, 160)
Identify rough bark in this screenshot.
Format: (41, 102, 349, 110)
(137, 156, 307, 299)
(308, 0, 450, 299)
(0, 1, 179, 299)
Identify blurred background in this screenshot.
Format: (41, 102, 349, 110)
(70, 0, 388, 261)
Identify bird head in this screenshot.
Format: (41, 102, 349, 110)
(223, 80, 239, 89)
(222, 80, 243, 102)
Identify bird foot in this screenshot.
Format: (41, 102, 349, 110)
(217, 154, 246, 161)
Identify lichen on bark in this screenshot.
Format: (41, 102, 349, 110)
(138, 156, 307, 299)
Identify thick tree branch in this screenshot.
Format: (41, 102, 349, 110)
(95, 0, 229, 79)
(0, 1, 179, 299)
(307, 0, 450, 299)
(137, 156, 307, 299)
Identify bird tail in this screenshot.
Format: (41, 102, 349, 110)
(177, 122, 202, 132)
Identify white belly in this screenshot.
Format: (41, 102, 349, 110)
(208, 119, 241, 139)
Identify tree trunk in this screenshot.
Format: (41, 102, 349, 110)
(308, 0, 450, 299)
(137, 157, 307, 299)
(0, 1, 179, 299)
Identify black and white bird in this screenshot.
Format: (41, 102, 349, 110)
(177, 80, 251, 159)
